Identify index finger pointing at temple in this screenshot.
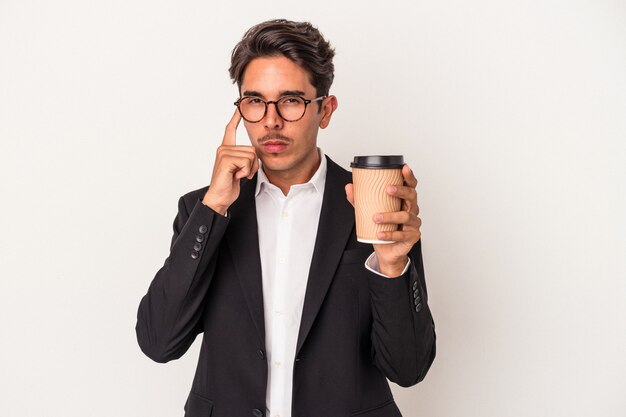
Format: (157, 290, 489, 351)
(222, 109, 241, 146)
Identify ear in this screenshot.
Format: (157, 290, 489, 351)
(319, 95, 338, 129)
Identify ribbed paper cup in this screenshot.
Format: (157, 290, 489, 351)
(350, 155, 404, 244)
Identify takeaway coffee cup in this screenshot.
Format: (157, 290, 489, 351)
(350, 155, 405, 244)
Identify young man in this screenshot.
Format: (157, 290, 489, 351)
(136, 19, 435, 417)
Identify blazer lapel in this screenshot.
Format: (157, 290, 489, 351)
(296, 157, 354, 355)
(225, 177, 265, 347)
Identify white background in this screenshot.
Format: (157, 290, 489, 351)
(1, 0, 625, 416)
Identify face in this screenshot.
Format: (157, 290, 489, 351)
(239, 56, 337, 185)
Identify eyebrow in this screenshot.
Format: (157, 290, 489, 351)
(241, 90, 307, 98)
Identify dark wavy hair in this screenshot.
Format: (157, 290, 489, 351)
(229, 19, 335, 98)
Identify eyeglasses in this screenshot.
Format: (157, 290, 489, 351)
(234, 95, 326, 123)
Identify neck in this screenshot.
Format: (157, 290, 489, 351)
(263, 153, 321, 196)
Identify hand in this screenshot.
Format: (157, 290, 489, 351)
(345, 164, 422, 277)
(202, 110, 259, 215)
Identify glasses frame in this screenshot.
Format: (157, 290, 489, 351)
(234, 95, 327, 123)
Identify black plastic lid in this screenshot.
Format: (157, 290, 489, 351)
(350, 155, 404, 169)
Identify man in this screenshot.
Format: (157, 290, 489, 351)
(136, 19, 435, 417)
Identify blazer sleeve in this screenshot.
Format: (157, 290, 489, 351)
(367, 239, 436, 387)
(135, 196, 229, 363)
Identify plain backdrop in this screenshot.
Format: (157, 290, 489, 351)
(1, 0, 625, 416)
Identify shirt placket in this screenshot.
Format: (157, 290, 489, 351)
(269, 193, 292, 417)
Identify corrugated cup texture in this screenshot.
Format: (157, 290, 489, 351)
(352, 167, 404, 243)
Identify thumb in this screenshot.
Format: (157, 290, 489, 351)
(345, 183, 355, 207)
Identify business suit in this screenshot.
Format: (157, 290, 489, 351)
(136, 156, 436, 417)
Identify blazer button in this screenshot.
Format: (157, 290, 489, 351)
(191, 251, 199, 260)
(258, 349, 265, 360)
(413, 289, 419, 298)
(415, 303, 422, 313)
(252, 408, 264, 417)
(195, 234, 204, 243)
(193, 242, 202, 251)
(414, 298, 419, 306)
(199, 225, 208, 234)
(412, 281, 418, 291)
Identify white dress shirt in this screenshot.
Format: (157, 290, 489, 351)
(256, 151, 326, 417)
(255, 150, 410, 417)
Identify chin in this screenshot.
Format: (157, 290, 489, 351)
(262, 151, 289, 162)
(261, 159, 291, 172)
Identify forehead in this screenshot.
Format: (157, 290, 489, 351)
(240, 56, 314, 96)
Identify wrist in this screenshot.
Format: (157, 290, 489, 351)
(201, 194, 228, 216)
(378, 256, 409, 278)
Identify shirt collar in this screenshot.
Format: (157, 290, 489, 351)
(255, 148, 327, 197)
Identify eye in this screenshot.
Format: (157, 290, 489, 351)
(245, 97, 264, 105)
(281, 96, 302, 105)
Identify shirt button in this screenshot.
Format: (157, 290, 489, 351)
(273, 361, 281, 368)
(282, 211, 289, 218)
(279, 257, 285, 264)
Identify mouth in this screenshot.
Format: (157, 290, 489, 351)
(259, 135, 291, 154)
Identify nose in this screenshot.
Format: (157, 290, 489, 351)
(263, 101, 284, 130)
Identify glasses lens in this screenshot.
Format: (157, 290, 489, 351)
(277, 96, 306, 121)
(238, 96, 307, 122)
(239, 97, 266, 122)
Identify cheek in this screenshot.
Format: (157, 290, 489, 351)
(242, 123, 256, 142)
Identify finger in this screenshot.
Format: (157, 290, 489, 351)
(400, 199, 420, 217)
(222, 109, 241, 146)
(216, 147, 257, 159)
(373, 211, 420, 227)
(218, 152, 257, 177)
(386, 184, 417, 201)
(233, 156, 256, 179)
(248, 151, 260, 179)
(345, 184, 355, 207)
(376, 228, 421, 243)
(402, 164, 418, 188)
(387, 184, 419, 215)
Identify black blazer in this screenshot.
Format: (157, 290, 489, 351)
(136, 156, 436, 417)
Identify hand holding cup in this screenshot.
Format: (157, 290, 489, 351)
(345, 158, 422, 277)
